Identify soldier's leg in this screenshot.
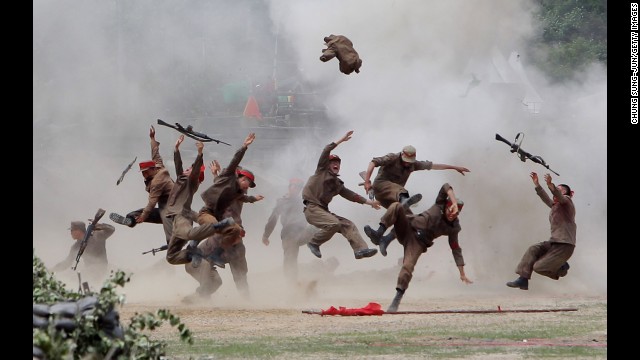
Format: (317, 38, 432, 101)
(228, 243, 250, 300)
(335, 215, 377, 259)
(515, 241, 551, 279)
(282, 238, 300, 284)
(532, 243, 574, 280)
(389, 230, 424, 312)
(303, 203, 341, 258)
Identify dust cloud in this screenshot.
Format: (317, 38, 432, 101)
(34, 1, 606, 309)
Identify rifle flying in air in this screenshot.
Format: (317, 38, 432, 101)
(116, 156, 137, 185)
(495, 133, 559, 176)
(157, 119, 231, 146)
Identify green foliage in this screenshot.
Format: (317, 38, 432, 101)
(526, 0, 607, 83)
(33, 250, 193, 359)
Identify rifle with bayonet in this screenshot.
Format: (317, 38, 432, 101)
(495, 133, 560, 176)
(72, 208, 106, 270)
(116, 156, 137, 185)
(157, 119, 231, 146)
(142, 244, 168, 256)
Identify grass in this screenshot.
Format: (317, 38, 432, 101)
(155, 299, 606, 359)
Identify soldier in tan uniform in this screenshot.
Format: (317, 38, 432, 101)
(364, 183, 473, 312)
(163, 136, 235, 266)
(197, 133, 256, 266)
(262, 177, 318, 284)
(362, 145, 469, 255)
(302, 130, 380, 260)
(52, 220, 115, 283)
(506, 172, 576, 290)
(110, 125, 175, 244)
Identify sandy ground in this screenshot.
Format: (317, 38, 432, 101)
(100, 257, 607, 359)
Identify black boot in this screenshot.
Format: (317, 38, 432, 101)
(214, 217, 235, 229)
(186, 241, 203, 268)
(558, 262, 570, 278)
(387, 288, 404, 312)
(206, 247, 226, 269)
(307, 243, 322, 258)
(400, 193, 422, 209)
(379, 230, 396, 256)
(363, 224, 387, 245)
(506, 276, 529, 290)
(109, 212, 135, 228)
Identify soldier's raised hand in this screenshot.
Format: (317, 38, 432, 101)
(530, 172, 539, 186)
(336, 130, 354, 145)
(175, 135, 185, 150)
(150, 125, 156, 139)
(243, 133, 256, 148)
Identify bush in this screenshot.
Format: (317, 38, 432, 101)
(33, 249, 193, 359)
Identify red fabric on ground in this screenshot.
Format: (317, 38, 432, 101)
(320, 302, 384, 316)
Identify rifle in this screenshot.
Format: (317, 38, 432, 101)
(72, 208, 106, 271)
(157, 119, 231, 146)
(495, 133, 560, 176)
(142, 244, 168, 256)
(116, 156, 137, 185)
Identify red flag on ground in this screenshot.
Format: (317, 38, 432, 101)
(243, 95, 262, 120)
(320, 302, 384, 316)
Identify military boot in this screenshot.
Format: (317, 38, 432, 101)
(400, 193, 422, 209)
(387, 288, 405, 312)
(307, 243, 322, 258)
(109, 212, 135, 227)
(558, 262, 570, 277)
(354, 248, 378, 259)
(213, 217, 235, 229)
(186, 240, 203, 268)
(206, 247, 226, 269)
(506, 276, 529, 290)
(363, 224, 387, 245)
(378, 231, 396, 256)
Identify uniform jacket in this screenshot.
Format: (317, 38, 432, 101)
(320, 34, 362, 75)
(263, 193, 307, 240)
(535, 185, 577, 246)
(200, 145, 249, 220)
(371, 152, 433, 191)
(302, 142, 367, 210)
(56, 223, 115, 268)
(140, 139, 174, 221)
(409, 183, 465, 266)
(165, 149, 203, 218)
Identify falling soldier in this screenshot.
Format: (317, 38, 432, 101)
(362, 145, 469, 255)
(506, 172, 575, 290)
(364, 183, 473, 312)
(302, 130, 380, 260)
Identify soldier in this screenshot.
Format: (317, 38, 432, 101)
(506, 172, 576, 290)
(182, 160, 264, 303)
(262, 177, 318, 284)
(364, 183, 473, 312)
(302, 130, 380, 260)
(362, 145, 469, 255)
(163, 136, 235, 266)
(196, 133, 257, 266)
(52, 220, 115, 282)
(110, 125, 175, 244)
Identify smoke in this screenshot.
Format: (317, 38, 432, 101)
(34, 0, 606, 306)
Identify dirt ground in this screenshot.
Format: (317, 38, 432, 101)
(112, 258, 607, 359)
